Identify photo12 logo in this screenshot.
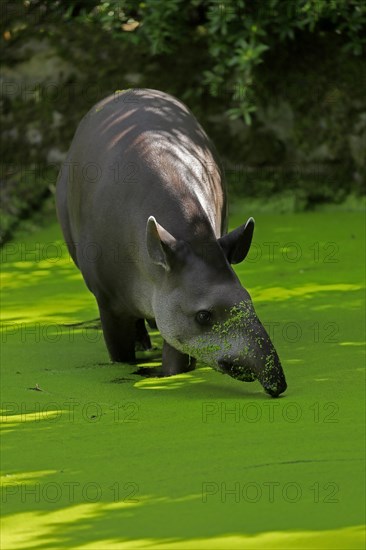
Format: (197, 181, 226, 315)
(1, 481, 139, 504)
(201, 481, 340, 504)
(1, 401, 140, 423)
(201, 401, 340, 424)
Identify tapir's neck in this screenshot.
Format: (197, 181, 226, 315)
(136, 128, 227, 241)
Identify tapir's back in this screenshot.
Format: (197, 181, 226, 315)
(57, 89, 226, 251)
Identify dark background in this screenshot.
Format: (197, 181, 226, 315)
(1, 0, 365, 242)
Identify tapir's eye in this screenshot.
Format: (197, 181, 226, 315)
(195, 310, 212, 325)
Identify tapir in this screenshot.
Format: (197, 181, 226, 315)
(56, 88, 287, 397)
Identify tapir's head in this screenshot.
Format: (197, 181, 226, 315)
(146, 216, 287, 397)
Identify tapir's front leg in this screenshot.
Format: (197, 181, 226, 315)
(135, 319, 152, 351)
(162, 341, 196, 376)
(99, 306, 136, 363)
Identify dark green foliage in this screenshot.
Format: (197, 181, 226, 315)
(1, 0, 365, 240)
(3, 0, 365, 120)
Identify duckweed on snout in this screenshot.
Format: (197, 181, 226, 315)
(181, 302, 268, 382)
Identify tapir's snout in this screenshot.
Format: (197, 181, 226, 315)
(216, 317, 287, 398)
(254, 337, 287, 398)
(260, 363, 287, 398)
(264, 381, 287, 398)
(217, 359, 257, 383)
(218, 354, 287, 397)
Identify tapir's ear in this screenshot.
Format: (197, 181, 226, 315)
(146, 216, 177, 271)
(218, 217, 255, 264)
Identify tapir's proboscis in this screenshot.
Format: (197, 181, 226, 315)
(56, 89, 287, 397)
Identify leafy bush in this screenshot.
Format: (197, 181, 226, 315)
(1, 0, 364, 231)
(3, 0, 365, 123)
